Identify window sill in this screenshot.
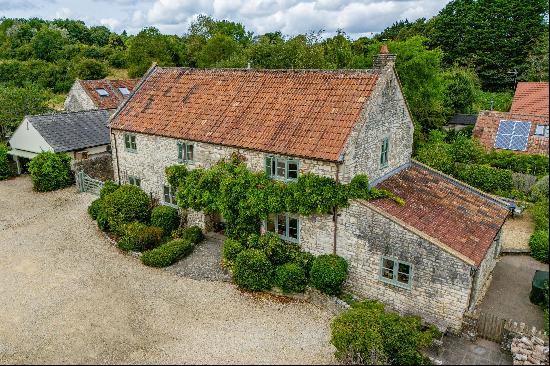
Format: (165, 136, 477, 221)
(162, 202, 178, 208)
(125, 149, 137, 154)
(379, 277, 411, 290)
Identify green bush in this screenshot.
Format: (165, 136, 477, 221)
(118, 222, 163, 252)
(261, 232, 300, 265)
(415, 141, 455, 175)
(141, 238, 194, 267)
(291, 250, 316, 278)
(233, 249, 273, 291)
(484, 151, 549, 177)
(454, 163, 513, 194)
(530, 176, 549, 201)
(275, 263, 307, 293)
(531, 198, 549, 231)
(96, 207, 110, 232)
(529, 230, 549, 263)
(331, 300, 439, 365)
(0, 143, 12, 180)
(151, 205, 179, 237)
(102, 185, 151, 233)
(27, 151, 73, 192)
(88, 198, 102, 220)
(223, 238, 244, 262)
(310, 254, 348, 295)
(99, 180, 119, 199)
(177, 226, 204, 243)
(449, 135, 484, 164)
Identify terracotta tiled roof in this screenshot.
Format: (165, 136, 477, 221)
(473, 111, 549, 156)
(370, 162, 509, 266)
(80, 79, 140, 109)
(110, 67, 379, 162)
(511, 82, 549, 116)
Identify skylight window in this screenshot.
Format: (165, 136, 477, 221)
(95, 88, 109, 96)
(118, 87, 130, 95)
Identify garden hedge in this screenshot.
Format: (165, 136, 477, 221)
(310, 254, 348, 295)
(88, 198, 102, 220)
(233, 249, 273, 291)
(27, 151, 73, 192)
(0, 143, 12, 180)
(141, 238, 194, 267)
(102, 185, 151, 233)
(275, 263, 307, 293)
(290, 250, 316, 278)
(151, 205, 179, 237)
(223, 238, 244, 262)
(118, 222, 163, 252)
(99, 180, 119, 199)
(454, 163, 513, 194)
(529, 230, 549, 263)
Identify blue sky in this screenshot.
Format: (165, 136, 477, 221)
(1, 0, 451, 38)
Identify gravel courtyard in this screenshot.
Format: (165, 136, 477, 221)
(0, 177, 335, 364)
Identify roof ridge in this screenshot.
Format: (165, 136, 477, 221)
(26, 108, 112, 119)
(479, 110, 550, 120)
(154, 66, 378, 74)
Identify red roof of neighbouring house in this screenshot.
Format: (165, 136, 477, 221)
(473, 111, 549, 156)
(370, 162, 509, 266)
(110, 66, 379, 162)
(511, 82, 549, 116)
(80, 79, 140, 109)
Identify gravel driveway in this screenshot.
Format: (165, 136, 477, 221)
(0, 177, 335, 364)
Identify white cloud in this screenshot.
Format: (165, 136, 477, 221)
(55, 7, 72, 19)
(100, 17, 122, 31)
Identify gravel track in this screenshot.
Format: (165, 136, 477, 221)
(0, 177, 335, 364)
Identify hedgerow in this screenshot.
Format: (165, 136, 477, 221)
(141, 238, 194, 267)
(0, 143, 12, 180)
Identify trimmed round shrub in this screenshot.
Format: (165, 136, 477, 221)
(258, 232, 299, 265)
(233, 249, 273, 291)
(141, 238, 194, 267)
(529, 230, 549, 263)
(171, 226, 204, 243)
(118, 222, 163, 252)
(100, 180, 119, 199)
(88, 198, 102, 220)
(291, 250, 316, 278)
(275, 263, 307, 293)
(310, 254, 348, 295)
(0, 143, 12, 180)
(102, 185, 151, 233)
(96, 208, 110, 232)
(27, 151, 73, 192)
(223, 238, 244, 261)
(151, 205, 179, 237)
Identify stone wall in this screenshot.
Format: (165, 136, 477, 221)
(71, 151, 113, 181)
(301, 201, 474, 332)
(340, 65, 414, 184)
(470, 232, 501, 309)
(111, 131, 339, 202)
(64, 81, 96, 112)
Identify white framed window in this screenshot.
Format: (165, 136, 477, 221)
(534, 124, 549, 138)
(128, 176, 141, 188)
(124, 133, 137, 152)
(95, 88, 109, 96)
(380, 137, 389, 168)
(265, 156, 299, 181)
(266, 213, 300, 243)
(163, 185, 177, 206)
(118, 87, 130, 96)
(379, 256, 412, 289)
(177, 142, 194, 163)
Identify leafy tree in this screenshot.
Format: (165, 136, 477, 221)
(52, 19, 91, 44)
(74, 58, 108, 80)
(197, 33, 240, 67)
(522, 27, 549, 82)
(30, 26, 67, 61)
(89, 25, 111, 46)
(323, 30, 353, 68)
(442, 68, 480, 114)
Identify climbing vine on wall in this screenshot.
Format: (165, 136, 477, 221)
(166, 155, 404, 241)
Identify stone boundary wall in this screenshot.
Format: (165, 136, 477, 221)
(510, 335, 549, 365)
(72, 152, 113, 181)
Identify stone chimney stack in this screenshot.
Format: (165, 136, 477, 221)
(373, 44, 396, 69)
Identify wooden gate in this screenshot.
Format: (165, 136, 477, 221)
(477, 311, 506, 342)
(76, 170, 104, 196)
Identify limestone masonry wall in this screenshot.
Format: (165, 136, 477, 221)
(64, 81, 96, 112)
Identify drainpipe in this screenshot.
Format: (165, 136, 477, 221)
(112, 131, 121, 184)
(333, 162, 341, 255)
(467, 266, 478, 311)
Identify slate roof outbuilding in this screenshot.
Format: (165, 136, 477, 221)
(110, 67, 379, 162)
(448, 114, 478, 126)
(510, 82, 549, 116)
(80, 79, 140, 109)
(370, 161, 509, 266)
(28, 109, 112, 152)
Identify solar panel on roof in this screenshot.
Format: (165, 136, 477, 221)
(494, 120, 531, 151)
(96, 88, 109, 96)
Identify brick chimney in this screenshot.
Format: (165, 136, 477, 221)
(373, 44, 396, 69)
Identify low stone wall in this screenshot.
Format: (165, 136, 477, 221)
(510, 336, 549, 365)
(72, 152, 113, 181)
(502, 321, 549, 353)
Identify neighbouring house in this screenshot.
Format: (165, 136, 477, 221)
(64, 78, 139, 112)
(8, 110, 111, 174)
(473, 82, 549, 156)
(109, 48, 510, 332)
(444, 113, 478, 131)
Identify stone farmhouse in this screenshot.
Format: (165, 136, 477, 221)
(109, 49, 509, 332)
(64, 78, 139, 112)
(473, 82, 549, 156)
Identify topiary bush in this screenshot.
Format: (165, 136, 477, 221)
(275, 262, 307, 293)
(529, 230, 549, 263)
(223, 238, 244, 262)
(151, 205, 179, 237)
(310, 254, 348, 295)
(117, 222, 163, 252)
(233, 249, 273, 291)
(100, 180, 119, 199)
(27, 151, 73, 192)
(0, 143, 12, 180)
(88, 198, 102, 220)
(141, 238, 194, 267)
(171, 225, 204, 243)
(102, 185, 151, 234)
(291, 250, 316, 278)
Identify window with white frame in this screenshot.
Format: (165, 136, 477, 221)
(124, 133, 137, 152)
(534, 124, 549, 138)
(266, 213, 299, 243)
(163, 185, 177, 206)
(265, 156, 299, 181)
(380, 256, 412, 289)
(380, 137, 389, 168)
(128, 176, 141, 187)
(177, 142, 194, 163)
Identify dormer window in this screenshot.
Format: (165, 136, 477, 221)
(96, 88, 109, 96)
(118, 87, 130, 96)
